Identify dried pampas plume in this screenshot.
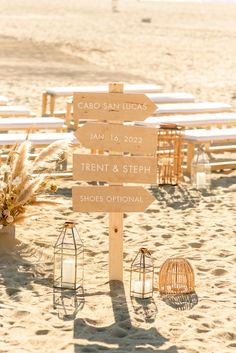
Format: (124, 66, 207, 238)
(16, 177, 44, 206)
(11, 141, 31, 180)
(33, 140, 70, 170)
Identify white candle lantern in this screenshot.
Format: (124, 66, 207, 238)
(53, 222, 84, 290)
(191, 144, 211, 190)
(130, 248, 154, 299)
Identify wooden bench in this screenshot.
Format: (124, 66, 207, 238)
(0, 96, 9, 106)
(184, 128, 236, 174)
(0, 105, 32, 117)
(65, 92, 195, 127)
(153, 102, 233, 116)
(0, 132, 79, 146)
(42, 83, 163, 116)
(146, 92, 195, 104)
(137, 112, 236, 129)
(0, 117, 66, 132)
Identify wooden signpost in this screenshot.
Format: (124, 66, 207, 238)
(72, 186, 155, 213)
(72, 83, 157, 281)
(73, 154, 157, 184)
(75, 122, 157, 155)
(73, 92, 156, 127)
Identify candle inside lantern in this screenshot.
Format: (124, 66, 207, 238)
(133, 279, 152, 298)
(62, 258, 75, 287)
(196, 172, 206, 189)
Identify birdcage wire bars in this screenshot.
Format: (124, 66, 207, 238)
(159, 257, 195, 295)
(157, 124, 184, 185)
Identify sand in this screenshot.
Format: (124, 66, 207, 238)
(0, 0, 236, 352)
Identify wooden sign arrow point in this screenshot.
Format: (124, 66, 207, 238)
(72, 186, 156, 212)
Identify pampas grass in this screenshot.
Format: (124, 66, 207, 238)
(33, 140, 70, 170)
(11, 140, 31, 180)
(0, 140, 70, 226)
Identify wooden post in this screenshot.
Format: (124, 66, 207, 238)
(109, 82, 123, 281)
(50, 95, 56, 116)
(65, 98, 73, 127)
(42, 91, 48, 116)
(186, 142, 195, 175)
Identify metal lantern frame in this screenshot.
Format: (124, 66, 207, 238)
(53, 221, 84, 290)
(159, 257, 195, 295)
(130, 248, 154, 299)
(157, 123, 184, 185)
(191, 144, 211, 190)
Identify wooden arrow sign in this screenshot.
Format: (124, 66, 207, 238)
(72, 186, 155, 212)
(73, 154, 157, 184)
(73, 92, 156, 122)
(75, 122, 157, 155)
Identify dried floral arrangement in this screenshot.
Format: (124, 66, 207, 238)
(0, 140, 70, 226)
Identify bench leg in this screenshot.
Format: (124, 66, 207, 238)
(66, 100, 72, 127)
(50, 95, 56, 116)
(42, 92, 48, 116)
(186, 142, 195, 176)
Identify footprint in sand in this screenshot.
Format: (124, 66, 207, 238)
(196, 328, 210, 334)
(162, 234, 172, 239)
(196, 267, 210, 272)
(15, 310, 30, 318)
(215, 280, 231, 288)
(217, 331, 236, 341)
(95, 215, 105, 220)
(228, 343, 236, 348)
(35, 329, 49, 335)
(188, 314, 204, 320)
(6, 288, 21, 297)
(189, 242, 202, 248)
(211, 268, 228, 276)
(142, 225, 152, 231)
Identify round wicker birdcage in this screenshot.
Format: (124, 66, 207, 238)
(159, 257, 195, 295)
(157, 123, 184, 185)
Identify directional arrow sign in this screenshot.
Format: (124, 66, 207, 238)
(73, 154, 157, 184)
(75, 122, 157, 155)
(73, 92, 156, 122)
(72, 186, 155, 212)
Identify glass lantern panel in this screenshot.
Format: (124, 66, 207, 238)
(130, 269, 153, 299)
(191, 147, 211, 189)
(53, 248, 63, 288)
(53, 224, 84, 290)
(132, 256, 153, 271)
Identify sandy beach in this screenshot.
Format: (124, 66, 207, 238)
(0, 1, 236, 352)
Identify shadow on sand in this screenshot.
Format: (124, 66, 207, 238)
(161, 293, 198, 311)
(73, 281, 178, 353)
(0, 234, 53, 302)
(53, 287, 85, 320)
(149, 185, 201, 210)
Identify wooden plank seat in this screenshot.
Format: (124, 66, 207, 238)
(153, 102, 232, 116)
(65, 92, 196, 128)
(42, 83, 163, 117)
(146, 92, 195, 104)
(0, 132, 79, 146)
(184, 128, 236, 174)
(0, 117, 66, 131)
(136, 112, 236, 128)
(0, 96, 9, 106)
(0, 105, 32, 117)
